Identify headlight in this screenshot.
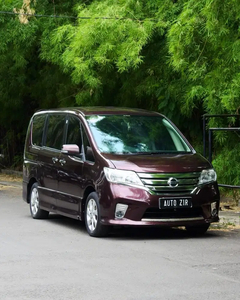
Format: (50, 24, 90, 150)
(199, 169, 217, 185)
(104, 167, 143, 187)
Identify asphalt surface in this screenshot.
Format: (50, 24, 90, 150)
(0, 183, 240, 300)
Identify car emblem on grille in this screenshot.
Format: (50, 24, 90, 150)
(167, 177, 179, 188)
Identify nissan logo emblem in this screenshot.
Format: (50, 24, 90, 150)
(167, 177, 179, 188)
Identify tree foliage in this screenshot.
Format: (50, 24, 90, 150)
(0, 0, 240, 185)
(168, 0, 240, 116)
(0, 0, 78, 165)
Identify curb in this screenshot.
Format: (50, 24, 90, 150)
(0, 169, 22, 177)
(0, 169, 22, 187)
(0, 180, 22, 188)
(219, 210, 240, 226)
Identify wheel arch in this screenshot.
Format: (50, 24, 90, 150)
(27, 178, 37, 203)
(81, 186, 96, 218)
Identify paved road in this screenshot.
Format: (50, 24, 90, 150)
(0, 185, 240, 300)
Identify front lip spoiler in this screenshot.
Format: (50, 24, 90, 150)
(102, 216, 219, 226)
(141, 217, 204, 222)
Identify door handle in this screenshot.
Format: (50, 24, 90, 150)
(52, 157, 58, 164)
(59, 158, 66, 166)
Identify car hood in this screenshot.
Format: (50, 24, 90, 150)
(103, 153, 211, 173)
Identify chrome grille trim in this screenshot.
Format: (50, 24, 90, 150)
(138, 172, 200, 179)
(137, 172, 201, 195)
(141, 217, 204, 222)
(144, 185, 196, 192)
(142, 178, 198, 186)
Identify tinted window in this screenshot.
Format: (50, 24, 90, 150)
(45, 114, 66, 150)
(86, 115, 191, 154)
(32, 114, 46, 146)
(66, 116, 82, 150)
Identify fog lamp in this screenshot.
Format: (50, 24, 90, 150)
(115, 203, 128, 219)
(211, 202, 218, 217)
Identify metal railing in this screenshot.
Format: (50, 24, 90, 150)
(203, 114, 240, 189)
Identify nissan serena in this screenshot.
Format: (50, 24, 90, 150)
(23, 107, 220, 237)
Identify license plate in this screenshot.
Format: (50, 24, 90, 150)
(159, 197, 192, 209)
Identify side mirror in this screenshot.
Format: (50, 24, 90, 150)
(61, 144, 80, 155)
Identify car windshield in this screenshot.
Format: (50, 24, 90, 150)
(86, 115, 192, 155)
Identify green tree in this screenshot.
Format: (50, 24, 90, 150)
(0, 0, 78, 165)
(1, 0, 240, 188)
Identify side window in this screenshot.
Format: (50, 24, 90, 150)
(66, 116, 82, 151)
(32, 114, 46, 146)
(82, 128, 95, 162)
(45, 114, 66, 150)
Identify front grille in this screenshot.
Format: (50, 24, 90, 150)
(138, 172, 200, 195)
(142, 207, 203, 220)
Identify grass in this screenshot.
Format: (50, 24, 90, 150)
(0, 173, 22, 183)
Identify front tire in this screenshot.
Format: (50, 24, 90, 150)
(84, 192, 110, 237)
(185, 223, 210, 235)
(29, 183, 49, 219)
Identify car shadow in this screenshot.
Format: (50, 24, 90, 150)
(41, 213, 225, 240)
(44, 213, 86, 233)
(109, 226, 223, 240)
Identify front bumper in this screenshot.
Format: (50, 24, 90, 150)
(99, 181, 220, 227)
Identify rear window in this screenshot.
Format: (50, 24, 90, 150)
(32, 114, 46, 147)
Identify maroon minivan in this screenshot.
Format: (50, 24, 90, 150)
(23, 107, 220, 237)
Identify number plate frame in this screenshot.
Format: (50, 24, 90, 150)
(159, 197, 192, 209)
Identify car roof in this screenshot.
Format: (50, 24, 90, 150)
(35, 107, 161, 117)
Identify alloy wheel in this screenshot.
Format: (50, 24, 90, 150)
(30, 187, 39, 216)
(86, 198, 98, 232)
